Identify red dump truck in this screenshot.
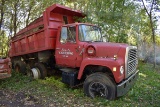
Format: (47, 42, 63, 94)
(9, 4, 138, 100)
(0, 58, 11, 79)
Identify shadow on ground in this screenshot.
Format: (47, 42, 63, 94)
(0, 90, 43, 107)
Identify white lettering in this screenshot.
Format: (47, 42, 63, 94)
(59, 48, 73, 56)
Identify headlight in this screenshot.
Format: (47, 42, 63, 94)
(86, 46, 96, 56)
(120, 66, 124, 75)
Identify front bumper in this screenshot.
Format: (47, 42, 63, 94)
(117, 70, 139, 97)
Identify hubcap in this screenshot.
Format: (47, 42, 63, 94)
(89, 82, 108, 98)
(31, 68, 41, 79)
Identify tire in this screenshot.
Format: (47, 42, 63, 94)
(15, 61, 27, 74)
(83, 72, 116, 100)
(35, 63, 47, 79)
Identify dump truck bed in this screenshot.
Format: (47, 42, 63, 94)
(9, 4, 84, 57)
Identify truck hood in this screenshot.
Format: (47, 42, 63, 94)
(85, 42, 128, 58)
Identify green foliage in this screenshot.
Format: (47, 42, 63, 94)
(0, 71, 32, 91)
(0, 30, 9, 57)
(44, 76, 67, 88)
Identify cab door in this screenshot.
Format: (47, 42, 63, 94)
(55, 25, 83, 68)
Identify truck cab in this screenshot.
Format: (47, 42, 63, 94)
(55, 23, 139, 100)
(56, 23, 102, 68)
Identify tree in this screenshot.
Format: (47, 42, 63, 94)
(141, 0, 159, 68)
(0, 0, 5, 31)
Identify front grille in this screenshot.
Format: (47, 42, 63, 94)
(125, 46, 138, 78)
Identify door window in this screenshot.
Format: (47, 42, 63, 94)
(60, 26, 76, 43)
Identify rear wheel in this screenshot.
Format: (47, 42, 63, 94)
(83, 72, 116, 100)
(34, 63, 47, 79)
(14, 61, 27, 74)
(27, 68, 41, 79)
(27, 63, 47, 79)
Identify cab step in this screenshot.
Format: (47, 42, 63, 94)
(60, 68, 80, 86)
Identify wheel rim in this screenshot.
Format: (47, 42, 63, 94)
(31, 68, 41, 79)
(89, 82, 108, 98)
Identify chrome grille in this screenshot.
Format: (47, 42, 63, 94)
(125, 46, 138, 78)
(127, 49, 138, 76)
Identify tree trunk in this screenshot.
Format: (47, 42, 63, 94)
(0, 0, 5, 31)
(9, 13, 14, 37)
(13, 0, 19, 36)
(149, 15, 156, 68)
(26, 6, 32, 26)
(142, 0, 156, 68)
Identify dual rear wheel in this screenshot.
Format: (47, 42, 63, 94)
(15, 61, 27, 74)
(14, 61, 47, 79)
(28, 63, 47, 79)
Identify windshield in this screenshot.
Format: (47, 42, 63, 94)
(79, 25, 102, 42)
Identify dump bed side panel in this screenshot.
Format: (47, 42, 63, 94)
(9, 4, 84, 57)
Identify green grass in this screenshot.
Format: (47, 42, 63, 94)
(0, 62, 160, 107)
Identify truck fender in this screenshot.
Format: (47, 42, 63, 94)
(77, 58, 124, 83)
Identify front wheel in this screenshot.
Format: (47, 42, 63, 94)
(83, 72, 116, 100)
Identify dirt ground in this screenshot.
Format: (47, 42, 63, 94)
(0, 89, 43, 107)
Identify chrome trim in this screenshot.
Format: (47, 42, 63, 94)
(125, 46, 137, 78)
(117, 70, 139, 97)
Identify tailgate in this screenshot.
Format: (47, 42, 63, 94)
(0, 58, 11, 79)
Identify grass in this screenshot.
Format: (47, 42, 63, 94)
(0, 62, 160, 107)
